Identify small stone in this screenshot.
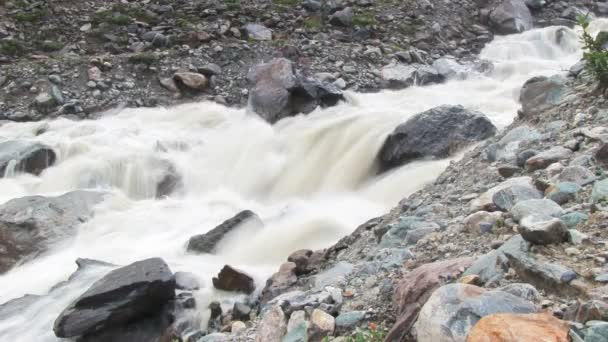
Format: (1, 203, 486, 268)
(173, 72, 208, 91)
(565, 247, 581, 256)
(233, 302, 252, 321)
(309, 309, 335, 340)
(560, 270, 578, 283)
(519, 218, 569, 245)
(231, 321, 247, 335)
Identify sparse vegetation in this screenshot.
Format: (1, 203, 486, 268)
(304, 16, 322, 29)
(323, 324, 386, 342)
(38, 40, 64, 52)
(0, 39, 26, 56)
(578, 15, 608, 88)
(14, 9, 47, 23)
(128, 52, 159, 65)
(274, 0, 300, 5)
(225, 0, 242, 11)
(353, 13, 376, 27)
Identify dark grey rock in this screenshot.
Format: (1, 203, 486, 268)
(53, 258, 175, 338)
(187, 210, 261, 254)
(233, 302, 252, 321)
(492, 184, 542, 211)
(0, 140, 56, 176)
(380, 63, 442, 89)
(174, 271, 200, 290)
(0, 191, 106, 273)
(378, 105, 496, 171)
(519, 75, 567, 118)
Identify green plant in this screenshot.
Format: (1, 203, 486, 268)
(274, 0, 299, 5)
(353, 13, 376, 27)
(578, 15, 608, 88)
(225, 0, 242, 10)
(38, 40, 63, 52)
(13, 9, 47, 22)
(128, 52, 158, 65)
(323, 324, 386, 342)
(0, 39, 26, 56)
(304, 16, 322, 29)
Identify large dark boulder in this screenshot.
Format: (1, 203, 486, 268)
(247, 58, 344, 123)
(378, 105, 497, 172)
(53, 258, 175, 339)
(187, 210, 261, 254)
(0, 140, 56, 176)
(0, 191, 107, 273)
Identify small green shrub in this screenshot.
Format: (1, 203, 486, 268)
(578, 15, 608, 88)
(304, 16, 322, 29)
(323, 324, 386, 342)
(274, 0, 299, 5)
(128, 52, 158, 65)
(38, 40, 63, 52)
(14, 9, 46, 22)
(0, 39, 26, 56)
(353, 13, 376, 27)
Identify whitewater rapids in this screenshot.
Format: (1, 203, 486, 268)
(1, 19, 606, 341)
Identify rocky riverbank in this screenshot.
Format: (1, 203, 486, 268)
(0, 0, 602, 121)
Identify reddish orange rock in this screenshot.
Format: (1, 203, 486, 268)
(467, 312, 570, 342)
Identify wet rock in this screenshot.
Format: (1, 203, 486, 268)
(378, 105, 496, 171)
(156, 160, 182, 198)
(233, 302, 252, 322)
(467, 312, 570, 342)
(0, 140, 56, 176)
(309, 309, 335, 340)
(174, 271, 200, 291)
(260, 262, 298, 304)
(517, 149, 540, 167)
(35, 92, 57, 113)
(173, 72, 208, 91)
(187, 210, 261, 254)
(519, 218, 569, 245)
(245, 23, 272, 41)
(525, 147, 572, 171)
(53, 258, 175, 338)
(489, 0, 534, 34)
(510, 199, 564, 223)
(413, 284, 537, 342)
(254, 305, 286, 342)
(386, 258, 474, 341)
(380, 63, 442, 89)
(0, 191, 106, 273)
(248, 58, 343, 123)
(212, 265, 255, 294)
(519, 75, 567, 118)
(432, 57, 465, 79)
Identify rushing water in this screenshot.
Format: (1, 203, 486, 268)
(0, 20, 605, 341)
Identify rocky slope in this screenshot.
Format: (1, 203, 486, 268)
(0, 0, 600, 121)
